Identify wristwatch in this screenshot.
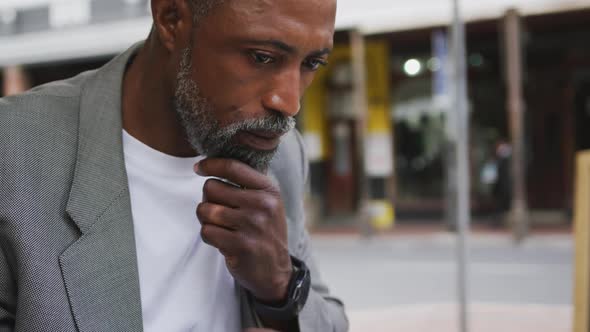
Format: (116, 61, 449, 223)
(252, 255, 311, 321)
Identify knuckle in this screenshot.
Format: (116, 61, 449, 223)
(200, 224, 212, 244)
(198, 203, 225, 225)
(260, 196, 280, 214)
(249, 212, 267, 227)
(198, 203, 223, 225)
(261, 181, 280, 194)
(196, 203, 207, 219)
(269, 184, 281, 195)
(263, 196, 283, 219)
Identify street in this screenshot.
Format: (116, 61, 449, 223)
(310, 231, 573, 332)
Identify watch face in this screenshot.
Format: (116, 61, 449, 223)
(292, 278, 304, 301)
(293, 268, 310, 314)
(293, 258, 310, 295)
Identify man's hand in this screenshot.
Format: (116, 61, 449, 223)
(195, 158, 293, 304)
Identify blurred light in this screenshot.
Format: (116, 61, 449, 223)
(49, 0, 90, 29)
(403, 59, 422, 76)
(427, 57, 441, 72)
(468, 53, 484, 67)
(0, 9, 17, 25)
(124, 0, 142, 5)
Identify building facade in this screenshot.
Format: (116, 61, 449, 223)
(2, 0, 590, 227)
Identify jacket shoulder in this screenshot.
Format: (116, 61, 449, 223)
(272, 129, 309, 187)
(0, 72, 92, 190)
(0, 70, 94, 127)
(271, 129, 309, 238)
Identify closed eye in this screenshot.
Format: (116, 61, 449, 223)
(250, 51, 275, 65)
(302, 57, 328, 71)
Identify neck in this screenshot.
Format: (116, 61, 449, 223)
(122, 39, 198, 157)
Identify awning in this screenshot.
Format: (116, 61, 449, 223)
(0, 0, 588, 66)
(337, 0, 590, 33)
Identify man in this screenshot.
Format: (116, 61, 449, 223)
(0, 0, 348, 331)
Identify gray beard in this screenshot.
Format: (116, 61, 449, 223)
(173, 47, 295, 173)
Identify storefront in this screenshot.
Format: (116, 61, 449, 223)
(300, 7, 590, 226)
(2, 0, 590, 227)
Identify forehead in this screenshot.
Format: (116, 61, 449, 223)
(204, 0, 336, 50)
(232, 0, 336, 20)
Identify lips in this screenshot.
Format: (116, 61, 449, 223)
(246, 130, 282, 139)
(236, 130, 283, 151)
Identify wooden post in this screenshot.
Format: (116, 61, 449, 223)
(350, 29, 371, 236)
(574, 151, 590, 332)
(503, 9, 529, 241)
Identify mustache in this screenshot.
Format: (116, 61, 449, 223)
(222, 113, 296, 137)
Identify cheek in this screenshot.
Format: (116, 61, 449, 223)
(302, 72, 318, 91)
(194, 58, 270, 123)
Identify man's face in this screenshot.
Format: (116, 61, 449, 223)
(173, 0, 336, 172)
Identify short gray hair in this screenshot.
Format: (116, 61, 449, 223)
(149, 0, 224, 36)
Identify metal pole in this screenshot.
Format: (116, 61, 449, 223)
(503, 9, 529, 241)
(450, 0, 470, 331)
(433, 29, 458, 232)
(350, 29, 372, 237)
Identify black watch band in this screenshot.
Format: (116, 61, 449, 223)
(251, 255, 311, 321)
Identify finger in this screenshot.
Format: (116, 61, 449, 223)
(197, 202, 242, 231)
(203, 179, 283, 220)
(202, 179, 275, 213)
(195, 158, 274, 190)
(200, 222, 243, 257)
(203, 178, 248, 208)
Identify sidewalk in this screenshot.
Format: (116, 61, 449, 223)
(348, 303, 571, 332)
(310, 221, 572, 237)
(309, 224, 573, 332)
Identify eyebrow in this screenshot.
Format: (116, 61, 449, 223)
(246, 39, 332, 57)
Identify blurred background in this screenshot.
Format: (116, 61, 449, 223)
(2, 0, 590, 331)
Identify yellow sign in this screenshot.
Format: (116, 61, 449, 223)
(368, 199, 395, 230)
(302, 40, 392, 160)
(365, 42, 391, 135)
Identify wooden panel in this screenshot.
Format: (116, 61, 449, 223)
(574, 151, 590, 332)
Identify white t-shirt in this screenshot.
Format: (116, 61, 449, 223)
(122, 130, 240, 332)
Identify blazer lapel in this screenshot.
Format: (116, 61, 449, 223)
(61, 43, 144, 332)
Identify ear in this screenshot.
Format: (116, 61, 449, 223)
(151, 0, 194, 52)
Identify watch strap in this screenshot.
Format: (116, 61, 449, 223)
(251, 255, 311, 321)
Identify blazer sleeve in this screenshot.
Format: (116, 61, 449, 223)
(295, 230, 349, 332)
(0, 103, 17, 331)
(0, 244, 16, 331)
(292, 131, 349, 332)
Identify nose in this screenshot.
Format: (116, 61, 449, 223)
(261, 67, 302, 118)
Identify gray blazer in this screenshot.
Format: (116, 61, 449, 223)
(0, 43, 348, 332)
